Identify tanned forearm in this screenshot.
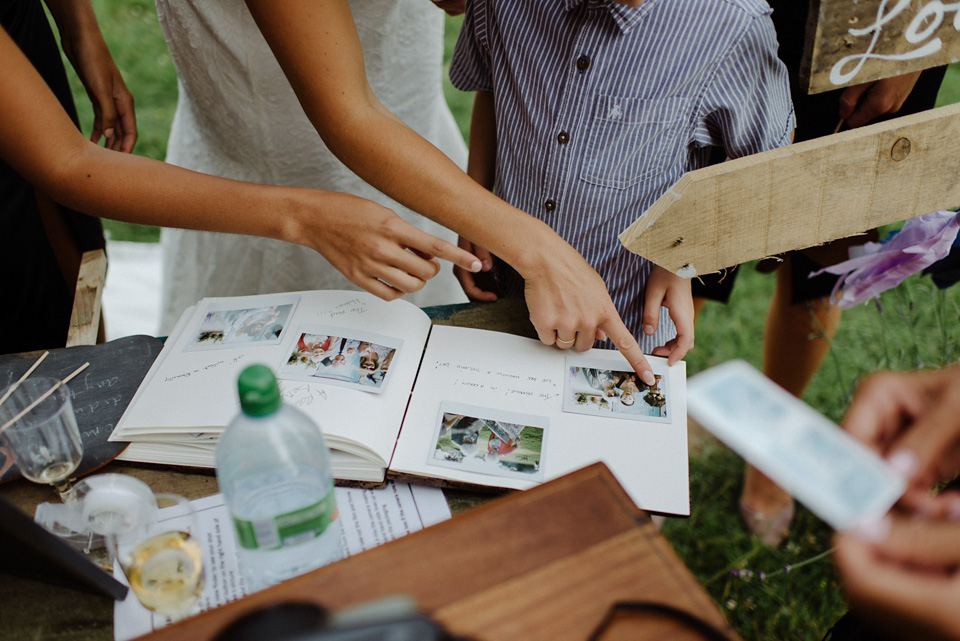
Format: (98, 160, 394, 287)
(243, 0, 562, 278)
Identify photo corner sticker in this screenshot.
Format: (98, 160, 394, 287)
(561, 354, 670, 423)
(427, 402, 547, 482)
(276, 323, 403, 394)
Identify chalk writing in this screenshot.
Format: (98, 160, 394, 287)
(79, 373, 120, 391)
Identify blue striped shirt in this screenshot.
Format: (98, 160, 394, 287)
(450, 0, 795, 352)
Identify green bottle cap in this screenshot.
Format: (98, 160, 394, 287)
(237, 364, 281, 417)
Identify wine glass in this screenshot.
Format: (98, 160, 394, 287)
(0, 377, 83, 501)
(96, 490, 206, 620)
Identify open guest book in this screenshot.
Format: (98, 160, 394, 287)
(110, 291, 689, 515)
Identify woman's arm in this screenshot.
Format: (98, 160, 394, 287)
(243, 0, 655, 379)
(0, 29, 479, 301)
(43, 0, 136, 152)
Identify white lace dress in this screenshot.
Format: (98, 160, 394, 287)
(156, 0, 468, 333)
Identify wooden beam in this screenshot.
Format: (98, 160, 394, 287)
(802, 0, 960, 94)
(66, 249, 106, 347)
(618, 103, 960, 277)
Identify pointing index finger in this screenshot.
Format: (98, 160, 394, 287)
(602, 317, 655, 386)
(406, 229, 482, 274)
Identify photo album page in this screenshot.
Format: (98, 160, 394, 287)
(111, 291, 432, 482)
(391, 325, 689, 515)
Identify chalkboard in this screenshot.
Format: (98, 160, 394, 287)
(0, 335, 164, 483)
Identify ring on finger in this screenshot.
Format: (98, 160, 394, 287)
(555, 335, 576, 346)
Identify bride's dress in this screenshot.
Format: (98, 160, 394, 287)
(156, 0, 468, 333)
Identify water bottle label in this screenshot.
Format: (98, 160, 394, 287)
(233, 489, 338, 550)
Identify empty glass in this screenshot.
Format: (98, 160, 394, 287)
(0, 377, 83, 500)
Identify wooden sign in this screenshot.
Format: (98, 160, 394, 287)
(618, 102, 960, 277)
(803, 0, 960, 93)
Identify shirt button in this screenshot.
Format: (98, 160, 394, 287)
(544, 199, 556, 212)
(576, 55, 590, 70)
(557, 131, 569, 144)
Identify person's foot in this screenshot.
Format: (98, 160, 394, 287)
(740, 466, 794, 546)
(739, 498, 794, 547)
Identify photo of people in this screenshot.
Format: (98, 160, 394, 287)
(429, 402, 546, 482)
(186, 300, 295, 350)
(563, 356, 670, 422)
(277, 323, 401, 394)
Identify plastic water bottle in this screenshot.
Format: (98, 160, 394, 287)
(216, 364, 343, 592)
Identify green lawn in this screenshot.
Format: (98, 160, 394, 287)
(53, 5, 960, 640)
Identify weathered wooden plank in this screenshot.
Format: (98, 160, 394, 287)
(618, 103, 960, 276)
(66, 249, 106, 347)
(802, 0, 960, 94)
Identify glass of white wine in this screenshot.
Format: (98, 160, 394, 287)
(0, 377, 83, 501)
(105, 492, 206, 620)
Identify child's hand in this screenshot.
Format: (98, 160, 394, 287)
(644, 265, 694, 366)
(454, 236, 498, 302)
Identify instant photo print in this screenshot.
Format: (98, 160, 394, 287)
(185, 293, 299, 351)
(563, 355, 671, 422)
(430, 402, 546, 482)
(278, 324, 401, 394)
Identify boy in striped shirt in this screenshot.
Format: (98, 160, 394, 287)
(451, 0, 795, 362)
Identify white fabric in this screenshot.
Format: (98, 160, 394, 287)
(156, 0, 468, 334)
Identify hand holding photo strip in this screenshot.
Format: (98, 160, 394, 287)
(687, 360, 906, 531)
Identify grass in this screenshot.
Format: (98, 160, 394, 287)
(666, 270, 960, 640)
(54, 5, 960, 640)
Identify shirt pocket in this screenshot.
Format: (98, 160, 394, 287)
(580, 95, 691, 189)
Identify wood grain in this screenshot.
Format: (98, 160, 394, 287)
(619, 102, 960, 276)
(802, 0, 960, 93)
(67, 249, 107, 347)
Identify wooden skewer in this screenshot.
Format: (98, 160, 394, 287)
(0, 351, 49, 408)
(0, 362, 89, 435)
